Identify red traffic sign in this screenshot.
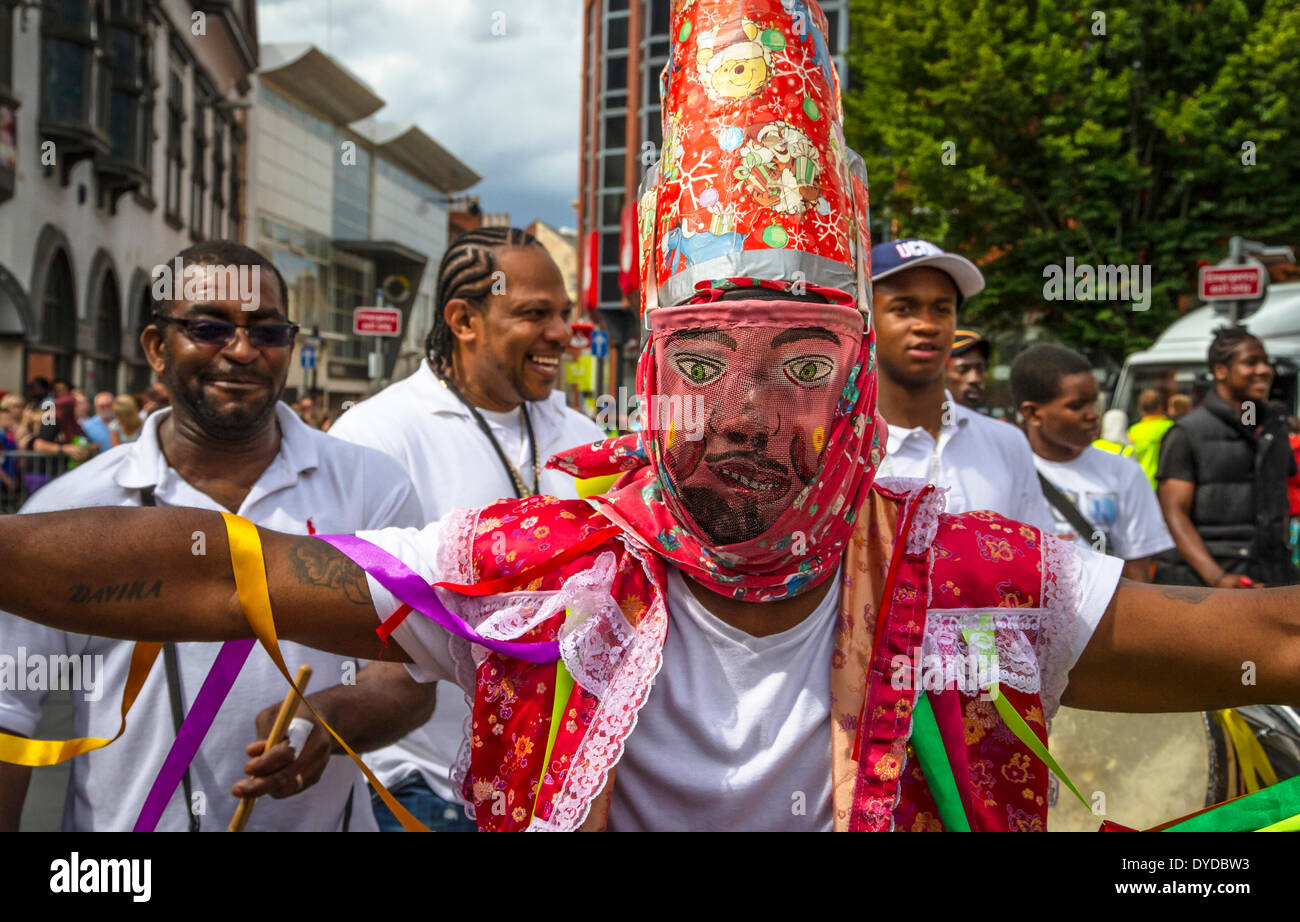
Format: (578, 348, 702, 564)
(1199, 265, 1266, 301)
(353, 307, 402, 337)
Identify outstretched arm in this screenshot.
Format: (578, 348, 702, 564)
(1062, 580, 1300, 712)
(0, 507, 402, 662)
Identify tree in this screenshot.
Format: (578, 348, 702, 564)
(844, 0, 1300, 361)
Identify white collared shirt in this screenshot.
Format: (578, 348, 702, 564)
(0, 403, 424, 831)
(329, 360, 606, 803)
(883, 394, 1056, 534)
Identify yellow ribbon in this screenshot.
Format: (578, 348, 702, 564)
(1214, 708, 1279, 795)
(0, 641, 162, 766)
(219, 512, 429, 831)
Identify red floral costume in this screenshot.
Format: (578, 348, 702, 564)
(419, 477, 1080, 832)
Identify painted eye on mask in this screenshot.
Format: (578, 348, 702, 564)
(783, 356, 835, 387)
(671, 353, 725, 386)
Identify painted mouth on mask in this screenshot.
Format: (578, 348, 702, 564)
(707, 458, 790, 502)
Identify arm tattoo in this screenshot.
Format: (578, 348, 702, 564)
(288, 540, 373, 607)
(1159, 586, 1214, 605)
(68, 580, 164, 604)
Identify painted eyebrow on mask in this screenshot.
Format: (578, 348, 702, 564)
(770, 326, 838, 347)
(666, 330, 738, 349)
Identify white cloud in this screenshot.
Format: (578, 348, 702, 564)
(257, 0, 583, 227)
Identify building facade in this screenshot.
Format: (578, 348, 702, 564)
(576, 0, 848, 393)
(249, 43, 479, 407)
(0, 0, 258, 397)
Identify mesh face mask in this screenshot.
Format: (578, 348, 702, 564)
(645, 299, 866, 549)
(554, 288, 882, 602)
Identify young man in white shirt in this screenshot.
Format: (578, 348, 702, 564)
(329, 227, 605, 831)
(1011, 343, 1174, 581)
(0, 242, 433, 832)
(871, 238, 1055, 532)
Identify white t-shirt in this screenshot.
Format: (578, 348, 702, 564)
(355, 512, 1124, 831)
(883, 395, 1056, 534)
(1032, 446, 1175, 561)
(608, 567, 840, 831)
(329, 360, 606, 802)
(0, 403, 425, 831)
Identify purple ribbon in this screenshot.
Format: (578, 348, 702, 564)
(318, 533, 561, 664)
(133, 533, 557, 832)
(133, 638, 256, 831)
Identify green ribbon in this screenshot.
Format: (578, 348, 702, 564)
(530, 656, 576, 824)
(910, 692, 971, 831)
(1164, 774, 1300, 832)
(962, 622, 1098, 815)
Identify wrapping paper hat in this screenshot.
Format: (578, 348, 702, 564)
(548, 0, 884, 601)
(638, 0, 872, 312)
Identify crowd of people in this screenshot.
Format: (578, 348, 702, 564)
(0, 381, 166, 510)
(0, 0, 1297, 835)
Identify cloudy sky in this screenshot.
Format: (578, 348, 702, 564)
(259, 0, 583, 230)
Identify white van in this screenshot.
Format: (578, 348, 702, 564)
(1111, 281, 1300, 420)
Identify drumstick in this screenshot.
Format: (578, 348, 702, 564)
(228, 664, 312, 832)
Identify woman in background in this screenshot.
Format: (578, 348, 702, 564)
(109, 394, 144, 447)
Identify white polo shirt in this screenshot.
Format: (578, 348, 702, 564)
(329, 360, 606, 804)
(883, 394, 1056, 533)
(0, 403, 424, 831)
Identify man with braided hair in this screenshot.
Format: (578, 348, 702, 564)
(329, 227, 604, 830)
(2, 0, 1300, 833)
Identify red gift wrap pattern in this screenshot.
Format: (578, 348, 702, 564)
(641, 0, 869, 309)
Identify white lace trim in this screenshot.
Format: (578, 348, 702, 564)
(436, 507, 482, 817)
(545, 538, 669, 832)
(434, 520, 662, 830)
(921, 609, 1044, 697)
(869, 476, 948, 556)
(439, 508, 482, 695)
(1037, 533, 1083, 719)
(908, 486, 947, 556)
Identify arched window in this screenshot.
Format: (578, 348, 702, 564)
(90, 268, 121, 392)
(37, 250, 77, 381)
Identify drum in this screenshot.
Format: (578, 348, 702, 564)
(1046, 705, 1300, 831)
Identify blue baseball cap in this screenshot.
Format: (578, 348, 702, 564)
(870, 238, 985, 304)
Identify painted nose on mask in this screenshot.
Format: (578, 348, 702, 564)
(716, 382, 778, 447)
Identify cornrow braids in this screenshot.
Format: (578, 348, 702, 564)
(1208, 326, 1261, 372)
(427, 226, 543, 375)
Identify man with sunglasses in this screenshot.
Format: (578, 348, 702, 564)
(0, 241, 434, 832)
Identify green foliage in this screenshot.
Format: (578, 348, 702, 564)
(844, 0, 1300, 361)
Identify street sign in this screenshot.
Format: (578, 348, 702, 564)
(591, 329, 609, 359)
(300, 344, 316, 369)
(353, 307, 402, 337)
(1199, 264, 1267, 301)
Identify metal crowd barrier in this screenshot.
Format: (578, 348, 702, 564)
(0, 451, 69, 514)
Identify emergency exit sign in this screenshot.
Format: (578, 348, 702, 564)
(353, 307, 402, 336)
(1199, 265, 1266, 301)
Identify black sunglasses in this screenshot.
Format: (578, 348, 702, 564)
(153, 314, 299, 349)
